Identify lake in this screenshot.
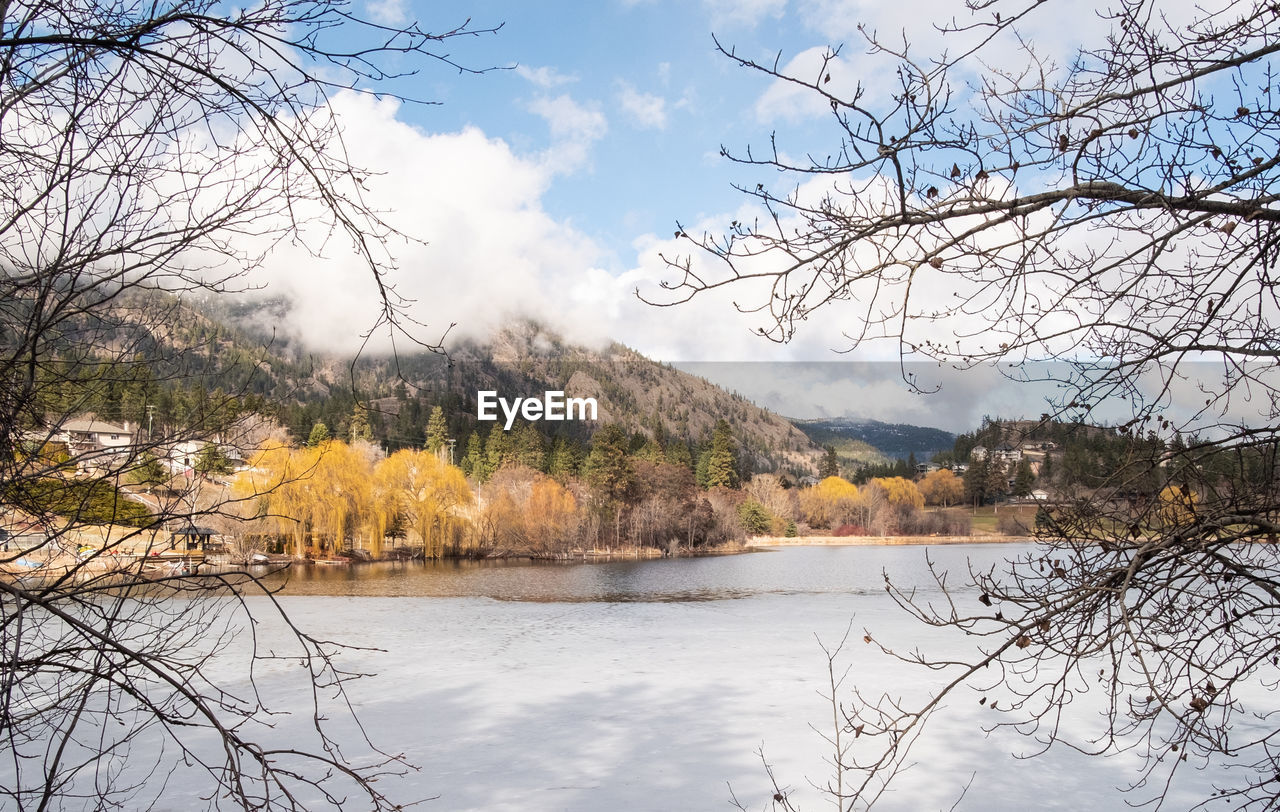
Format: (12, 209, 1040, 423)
(52, 544, 1230, 811)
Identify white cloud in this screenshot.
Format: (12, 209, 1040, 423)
(703, 0, 787, 29)
(753, 46, 856, 124)
(527, 94, 608, 174)
(365, 0, 407, 25)
(616, 82, 667, 130)
(239, 92, 619, 354)
(515, 64, 577, 89)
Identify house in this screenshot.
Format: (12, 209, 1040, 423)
(992, 444, 1022, 464)
(58, 416, 135, 453)
(54, 415, 137, 472)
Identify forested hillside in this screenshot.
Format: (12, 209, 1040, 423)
(57, 293, 824, 481)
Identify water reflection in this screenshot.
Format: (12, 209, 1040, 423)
(253, 543, 1031, 602)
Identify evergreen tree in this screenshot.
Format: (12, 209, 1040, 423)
(348, 403, 373, 443)
(963, 455, 988, 506)
(548, 437, 583, 481)
(1039, 451, 1054, 485)
(484, 424, 511, 477)
(307, 421, 330, 447)
(513, 423, 547, 471)
(985, 457, 1009, 502)
(1012, 458, 1036, 497)
(583, 425, 634, 503)
(666, 439, 694, 470)
(695, 447, 711, 489)
(635, 438, 665, 463)
(195, 444, 235, 476)
(819, 445, 840, 478)
(651, 413, 668, 451)
(127, 453, 168, 487)
(737, 499, 772, 535)
(424, 406, 448, 456)
(461, 432, 484, 480)
(705, 419, 739, 489)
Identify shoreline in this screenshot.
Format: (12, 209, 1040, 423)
(747, 534, 1033, 547)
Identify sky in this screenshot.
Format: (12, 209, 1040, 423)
(237, 0, 1257, 433)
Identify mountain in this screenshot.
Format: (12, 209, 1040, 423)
(111, 297, 825, 480)
(794, 418, 955, 466)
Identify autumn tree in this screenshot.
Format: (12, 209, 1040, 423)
(237, 441, 319, 558)
(658, 0, 1280, 807)
(799, 476, 864, 530)
(865, 476, 925, 535)
(305, 440, 373, 555)
(918, 468, 962, 508)
(745, 472, 797, 533)
(525, 476, 580, 553)
(379, 449, 472, 558)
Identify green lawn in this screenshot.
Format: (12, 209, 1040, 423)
(949, 503, 1039, 534)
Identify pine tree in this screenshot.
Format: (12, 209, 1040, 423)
(819, 445, 840, 478)
(1012, 458, 1036, 497)
(985, 457, 1009, 502)
(307, 421, 330, 447)
(424, 406, 448, 456)
(484, 424, 510, 477)
(584, 424, 634, 503)
(513, 423, 547, 471)
(1039, 451, 1054, 485)
(963, 455, 989, 506)
(348, 403, 373, 443)
(461, 432, 483, 480)
(548, 437, 583, 481)
(666, 439, 694, 470)
(705, 419, 739, 489)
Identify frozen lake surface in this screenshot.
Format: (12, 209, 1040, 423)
(195, 544, 1220, 812)
(20, 545, 1228, 811)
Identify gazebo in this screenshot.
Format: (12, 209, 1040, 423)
(171, 523, 219, 552)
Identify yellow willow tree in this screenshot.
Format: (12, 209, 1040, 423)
(234, 440, 321, 557)
(799, 476, 864, 530)
(379, 449, 472, 558)
(869, 476, 925, 510)
(304, 440, 374, 555)
(366, 453, 407, 558)
(919, 468, 963, 508)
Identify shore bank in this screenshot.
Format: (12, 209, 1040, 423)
(747, 534, 1034, 547)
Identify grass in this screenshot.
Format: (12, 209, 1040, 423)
(949, 503, 1039, 534)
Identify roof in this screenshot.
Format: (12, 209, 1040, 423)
(172, 523, 219, 536)
(60, 416, 131, 435)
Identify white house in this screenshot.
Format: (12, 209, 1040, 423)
(54, 416, 136, 472)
